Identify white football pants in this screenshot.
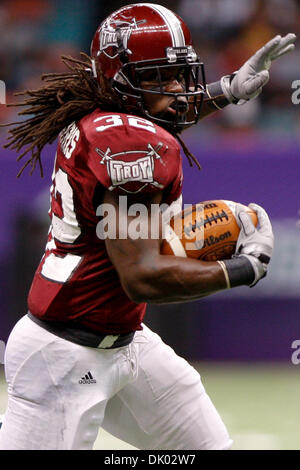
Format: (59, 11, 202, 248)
(0, 315, 232, 450)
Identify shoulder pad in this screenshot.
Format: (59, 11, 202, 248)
(81, 110, 181, 195)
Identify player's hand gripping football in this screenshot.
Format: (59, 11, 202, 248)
(221, 33, 296, 104)
(235, 203, 274, 287)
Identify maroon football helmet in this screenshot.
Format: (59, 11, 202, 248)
(90, 3, 206, 132)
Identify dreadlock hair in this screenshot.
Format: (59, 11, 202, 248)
(2, 53, 201, 177)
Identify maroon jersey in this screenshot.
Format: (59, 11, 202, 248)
(28, 110, 183, 333)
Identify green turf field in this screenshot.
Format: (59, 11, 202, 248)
(194, 362, 300, 450)
(1, 362, 299, 450)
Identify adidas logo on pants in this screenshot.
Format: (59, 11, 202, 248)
(78, 371, 97, 384)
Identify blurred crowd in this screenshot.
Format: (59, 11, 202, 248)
(0, 0, 299, 137)
(180, 0, 300, 135)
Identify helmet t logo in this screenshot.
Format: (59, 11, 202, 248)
(99, 18, 146, 59)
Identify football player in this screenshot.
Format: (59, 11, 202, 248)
(0, 3, 295, 450)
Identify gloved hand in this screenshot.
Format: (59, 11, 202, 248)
(235, 203, 274, 286)
(221, 33, 296, 104)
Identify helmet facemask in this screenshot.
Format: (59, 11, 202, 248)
(111, 46, 206, 133)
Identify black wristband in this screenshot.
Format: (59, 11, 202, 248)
(223, 256, 255, 288)
(206, 81, 230, 109)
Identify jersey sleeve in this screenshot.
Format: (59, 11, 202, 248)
(80, 111, 183, 200)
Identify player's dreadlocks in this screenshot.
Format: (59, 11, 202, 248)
(2, 53, 201, 177)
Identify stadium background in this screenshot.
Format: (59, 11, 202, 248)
(0, 0, 300, 450)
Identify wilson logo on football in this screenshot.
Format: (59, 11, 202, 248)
(202, 231, 232, 249)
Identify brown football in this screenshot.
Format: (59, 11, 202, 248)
(160, 200, 258, 261)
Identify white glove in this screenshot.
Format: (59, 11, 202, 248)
(221, 33, 296, 104)
(235, 203, 274, 286)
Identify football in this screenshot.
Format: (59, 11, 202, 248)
(161, 200, 258, 261)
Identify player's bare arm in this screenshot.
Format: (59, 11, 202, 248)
(104, 189, 227, 303)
